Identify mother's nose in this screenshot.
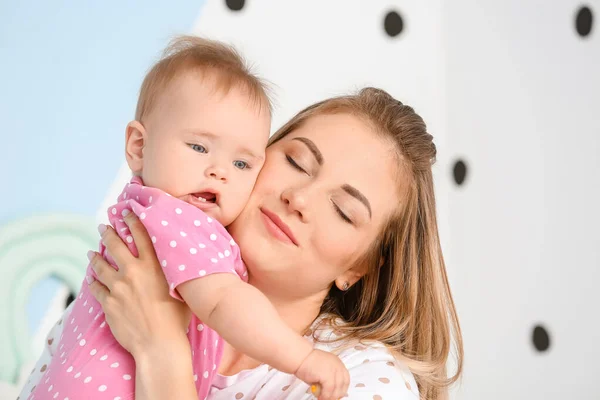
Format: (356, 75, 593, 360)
(281, 186, 309, 221)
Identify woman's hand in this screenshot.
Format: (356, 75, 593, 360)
(87, 212, 191, 358)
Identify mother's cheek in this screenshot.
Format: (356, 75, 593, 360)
(314, 236, 359, 272)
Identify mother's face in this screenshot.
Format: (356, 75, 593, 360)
(228, 113, 400, 299)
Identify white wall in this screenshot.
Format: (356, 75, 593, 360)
(445, 1, 599, 398)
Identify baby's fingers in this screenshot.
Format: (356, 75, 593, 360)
(334, 369, 350, 399)
(317, 378, 336, 400)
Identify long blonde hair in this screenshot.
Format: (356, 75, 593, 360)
(268, 88, 463, 399)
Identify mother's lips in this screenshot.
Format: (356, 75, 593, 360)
(260, 208, 299, 246)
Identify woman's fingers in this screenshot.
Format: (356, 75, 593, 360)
(123, 212, 156, 261)
(99, 223, 136, 267)
(88, 250, 119, 290)
(88, 280, 110, 307)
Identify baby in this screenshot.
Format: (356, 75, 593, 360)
(29, 36, 348, 400)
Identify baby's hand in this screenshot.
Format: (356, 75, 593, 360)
(295, 349, 350, 400)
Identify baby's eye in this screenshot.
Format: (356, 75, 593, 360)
(233, 160, 249, 170)
(190, 144, 207, 153)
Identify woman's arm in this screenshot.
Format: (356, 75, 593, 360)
(132, 336, 197, 400)
(88, 212, 199, 400)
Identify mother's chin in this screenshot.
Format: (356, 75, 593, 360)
(229, 208, 292, 284)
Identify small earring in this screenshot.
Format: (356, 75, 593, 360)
(342, 282, 350, 291)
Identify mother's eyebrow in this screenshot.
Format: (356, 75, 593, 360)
(342, 184, 372, 219)
(292, 137, 323, 165)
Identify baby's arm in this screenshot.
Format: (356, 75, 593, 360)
(126, 191, 347, 397)
(177, 276, 312, 374)
(179, 277, 350, 400)
(128, 194, 311, 371)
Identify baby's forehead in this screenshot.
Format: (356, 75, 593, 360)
(171, 69, 271, 114)
(150, 72, 270, 124)
(142, 71, 271, 133)
(164, 75, 270, 152)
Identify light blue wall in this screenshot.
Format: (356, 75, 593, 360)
(0, 0, 205, 335)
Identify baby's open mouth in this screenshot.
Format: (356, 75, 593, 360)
(194, 192, 217, 203)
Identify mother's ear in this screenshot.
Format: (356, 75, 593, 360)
(125, 120, 147, 174)
(334, 253, 386, 291)
(334, 262, 368, 291)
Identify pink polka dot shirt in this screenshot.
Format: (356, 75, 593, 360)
(28, 177, 247, 400)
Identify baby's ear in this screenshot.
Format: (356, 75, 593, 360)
(125, 120, 146, 173)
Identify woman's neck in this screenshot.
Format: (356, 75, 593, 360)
(263, 291, 325, 335)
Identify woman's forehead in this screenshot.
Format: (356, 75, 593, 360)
(284, 113, 396, 161)
(279, 113, 401, 212)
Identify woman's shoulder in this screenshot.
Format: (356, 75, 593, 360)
(212, 331, 419, 400)
(209, 316, 420, 400)
(308, 318, 420, 399)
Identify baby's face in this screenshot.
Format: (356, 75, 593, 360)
(139, 72, 270, 226)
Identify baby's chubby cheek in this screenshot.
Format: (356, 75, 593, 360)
(222, 192, 252, 226)
(212, 196, 239, 228)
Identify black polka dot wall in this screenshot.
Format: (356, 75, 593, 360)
(452, 159, 468, 186)
(532, 325, 551, 352)
(383, 10, 404, 37)
(225, 0, 245, 12)
(575, 5, 594, 37)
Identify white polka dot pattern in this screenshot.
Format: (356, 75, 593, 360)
(21, 311, 417, 400)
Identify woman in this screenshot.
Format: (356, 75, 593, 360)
(21, 88, 463, 400)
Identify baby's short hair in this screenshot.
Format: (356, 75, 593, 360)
(135, 35, 272, 122)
